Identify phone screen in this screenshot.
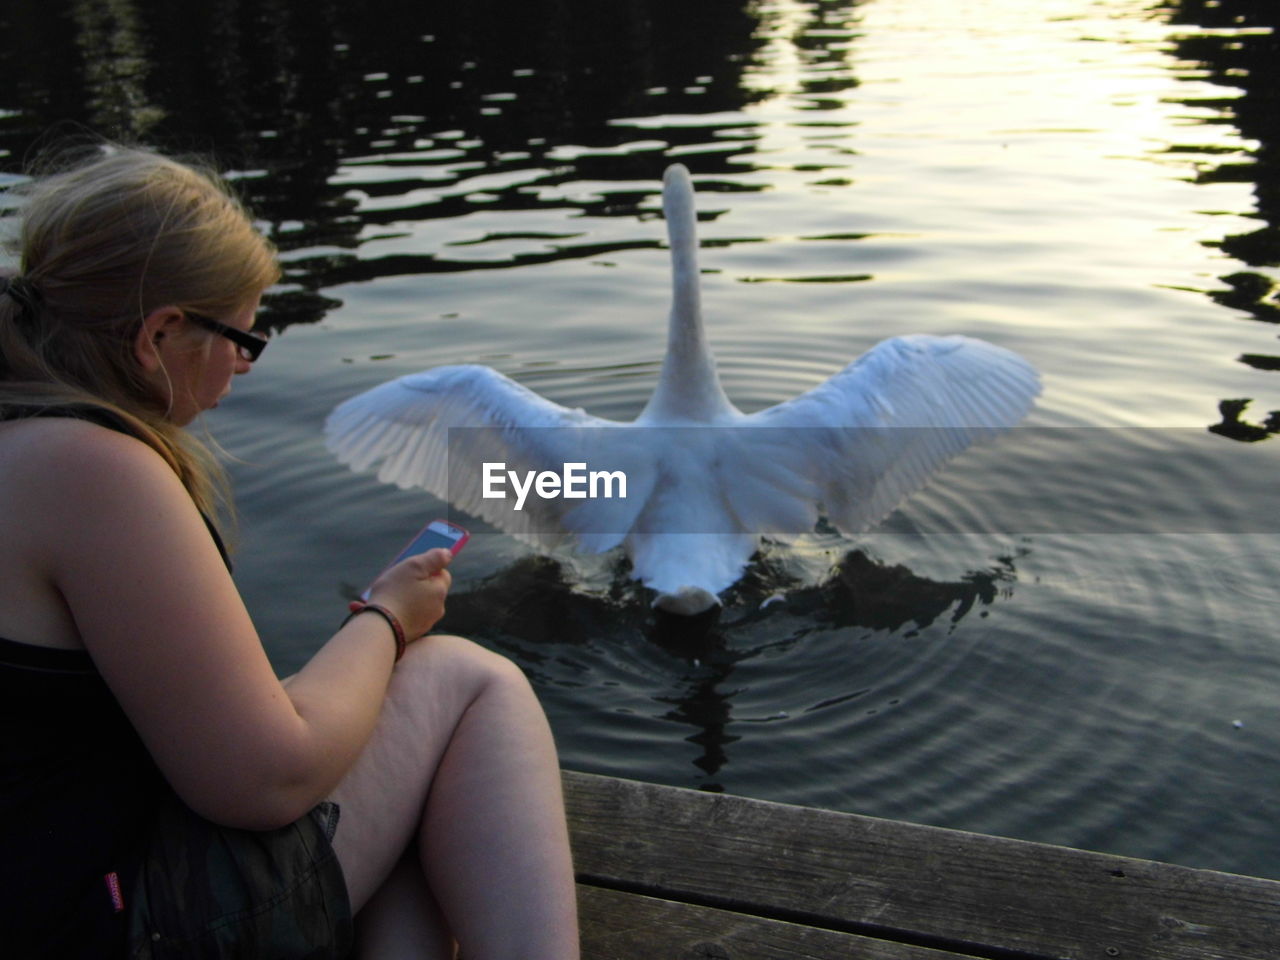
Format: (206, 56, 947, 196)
(391, 522, 468, 564)
(362, 520, 469, 600)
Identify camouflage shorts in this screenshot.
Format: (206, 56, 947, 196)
(126, 792, 353, 959)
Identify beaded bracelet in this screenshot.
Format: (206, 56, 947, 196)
(344, 601, 407, 661)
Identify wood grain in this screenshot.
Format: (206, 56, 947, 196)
(564, 770, 1280, 960)
(578, 885, 983, 960)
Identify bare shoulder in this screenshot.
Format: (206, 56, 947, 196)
(1, 416, 210, 587)
(1, 415, 173, 491)
(0, 416, 204, 650)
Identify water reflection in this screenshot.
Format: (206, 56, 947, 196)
(3, 0, 1273, 441)
(71, 0, 164, 138)
(439, 545, 1019, 781)
(0, 0, 770, 323)
(1165, 0, 1280, 438)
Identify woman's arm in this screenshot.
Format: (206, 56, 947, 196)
(28, 420, 448, 830)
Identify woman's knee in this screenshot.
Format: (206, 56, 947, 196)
(394, 633, 532, 704)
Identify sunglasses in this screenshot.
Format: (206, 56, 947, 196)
(186, 311, 269, 363)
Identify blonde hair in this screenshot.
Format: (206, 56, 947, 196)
(0, 143, 281, 524)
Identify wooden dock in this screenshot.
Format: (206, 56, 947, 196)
(563, 770, 1280, 960)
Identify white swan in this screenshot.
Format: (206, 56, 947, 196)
(325, 164, 1040, 615)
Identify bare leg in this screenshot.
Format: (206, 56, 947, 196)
(328, 634, 578, 960)
(353, 852, 453, 960)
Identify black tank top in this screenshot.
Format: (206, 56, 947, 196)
(0, 405, 231, 957)
(0, 638, 164, 957)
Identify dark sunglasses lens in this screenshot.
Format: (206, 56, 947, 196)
(241, 336, 267, 362)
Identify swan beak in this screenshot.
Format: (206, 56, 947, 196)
(652, 586, 721, 616)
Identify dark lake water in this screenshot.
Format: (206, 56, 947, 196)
(3, 0, 1279, 881)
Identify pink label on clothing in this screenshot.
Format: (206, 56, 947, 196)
(105, 871, 125, 913)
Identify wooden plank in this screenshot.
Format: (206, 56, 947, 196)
(578, 886, 983, 960)
(564, 771, 1280, 960)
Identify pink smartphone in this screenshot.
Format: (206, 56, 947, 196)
(361, 519, 470, 600)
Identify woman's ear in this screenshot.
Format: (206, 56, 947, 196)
(133, 305, 185, 372)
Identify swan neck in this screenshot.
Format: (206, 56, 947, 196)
(640, 165, 735, 423)
(643, 300, 734, 422)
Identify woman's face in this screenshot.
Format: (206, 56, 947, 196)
(165, 295, 262, 426)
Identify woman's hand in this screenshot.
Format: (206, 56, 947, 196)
(365, 548, 453, 641)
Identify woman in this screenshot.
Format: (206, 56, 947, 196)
(0, 145, 579, 959)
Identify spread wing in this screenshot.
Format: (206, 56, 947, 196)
(325, 364, 653, 547)
(737, 334, 1041, 535)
